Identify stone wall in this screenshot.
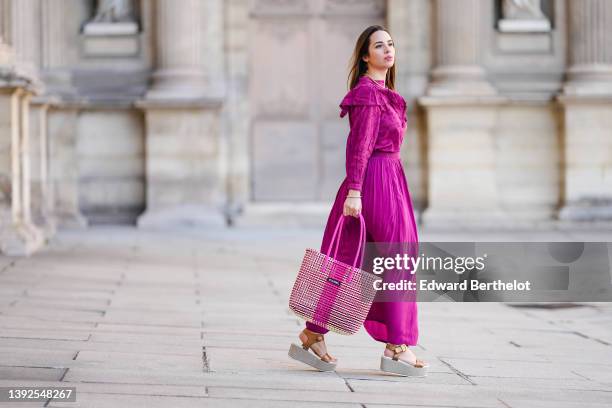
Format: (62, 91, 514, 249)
(1, 0, 611, 255)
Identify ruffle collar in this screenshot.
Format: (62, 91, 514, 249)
(339, 76, 407, 127)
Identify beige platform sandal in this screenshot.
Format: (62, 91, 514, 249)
(380, 343, 429, 377)
(288, 328, 337, 372)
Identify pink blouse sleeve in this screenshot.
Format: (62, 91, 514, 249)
(339, 87, 383, 192)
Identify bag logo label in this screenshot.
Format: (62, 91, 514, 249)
(326, 277, 341, 286)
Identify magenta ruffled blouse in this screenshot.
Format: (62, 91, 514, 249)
(338, 75, 407, 191)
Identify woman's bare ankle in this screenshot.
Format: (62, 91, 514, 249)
(384, 344, 418, 364)
(299, 329, 308, 344)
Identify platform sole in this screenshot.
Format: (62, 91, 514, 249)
(288, 343, 336, 372)
(380, 355, 429, 377)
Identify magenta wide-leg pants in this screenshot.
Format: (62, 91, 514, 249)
(306, 151, 420, 345)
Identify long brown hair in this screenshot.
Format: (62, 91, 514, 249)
(346, 25, 396, 91)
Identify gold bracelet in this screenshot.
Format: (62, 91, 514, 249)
(347, 195, 361, 198)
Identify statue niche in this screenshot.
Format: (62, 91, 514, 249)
(499, 0, 551, 32)
(84, 0, 138, 35)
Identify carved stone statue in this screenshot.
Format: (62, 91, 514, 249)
(92, 0, 134, 23)
(502, 0, 545, 20)
(84, 0, 138, 36)
(499, 0, 550, 32)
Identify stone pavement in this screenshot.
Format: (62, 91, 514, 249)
(0, 225, 611, 407)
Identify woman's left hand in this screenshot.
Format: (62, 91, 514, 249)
(343, 189, 362, 218)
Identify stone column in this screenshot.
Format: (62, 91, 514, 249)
(11, 0, 41, 82)
(426, 0, 497, 97)
(222, 0, 249, 225)
(386, 0, 432, 221)
(40, 0, 88, 227)
(30, 97, 57, 238)
(563, 0, 612, 96)
(47, 106, 88, 228)
(419, 0, 507, 227)
(0, 0, 13, 64)
(11, 0, 47, 234)
(136, 0, 226, 228)
(145, 0, 225, 101)
(40, 0, 80, 97)
(0, 87, 45, 256)
(0, 1, 45, 255)
(18, 92, 45, 242)
(558, 0, 612, 221)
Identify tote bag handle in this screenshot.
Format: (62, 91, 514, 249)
(321, 213, 366, 283)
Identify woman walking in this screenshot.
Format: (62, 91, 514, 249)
(289, 25, 428, 377)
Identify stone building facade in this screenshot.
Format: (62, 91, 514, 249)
(1, 0, 611, 255)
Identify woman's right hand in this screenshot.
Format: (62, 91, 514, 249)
(343, 189, 362, 218)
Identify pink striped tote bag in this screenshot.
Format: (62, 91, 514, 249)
(288, 214, 378, 335)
